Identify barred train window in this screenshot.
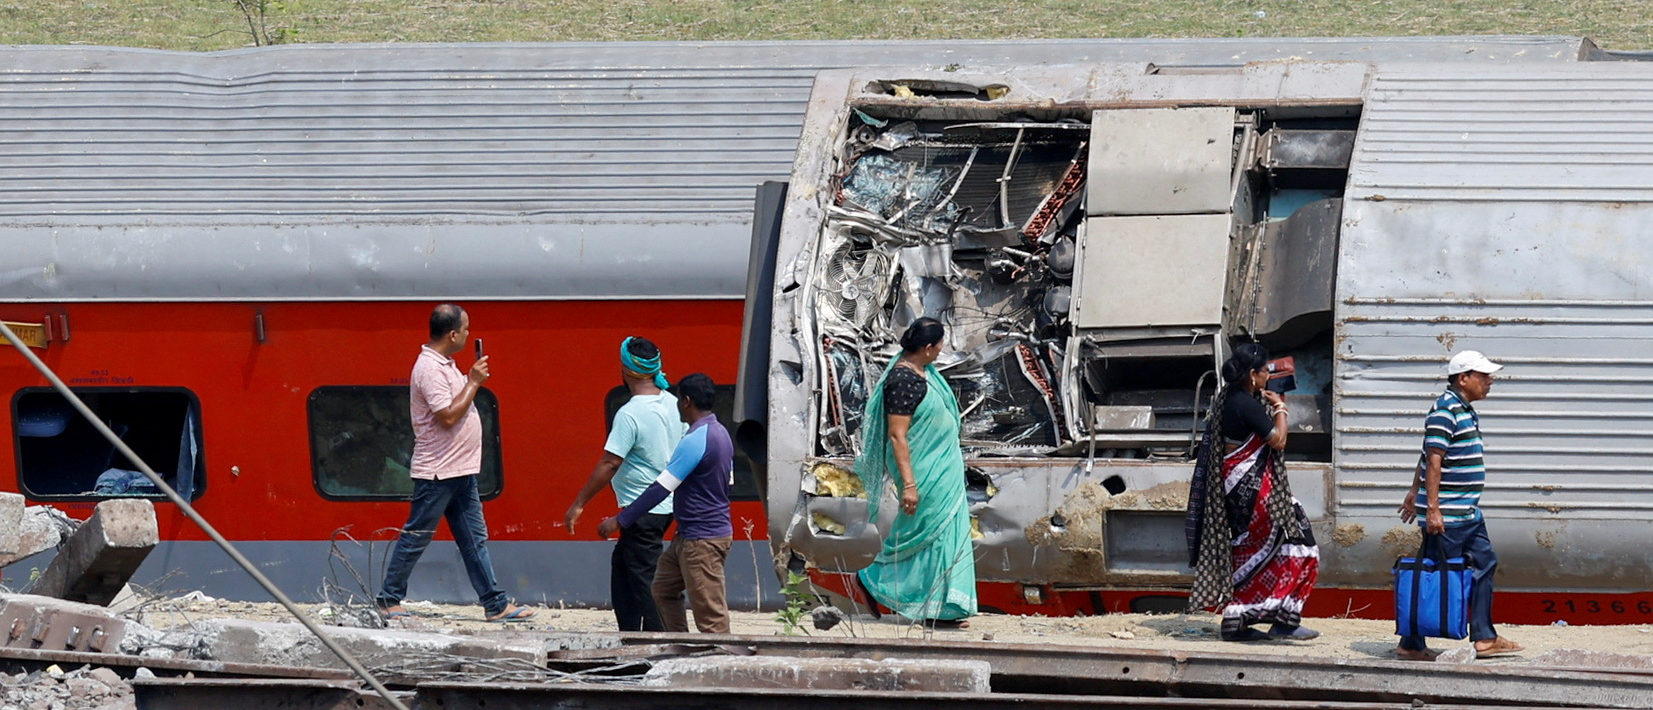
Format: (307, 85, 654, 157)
(12, 387, 206, 501)
(602, 384, 760, 502)
(309, 386, 502, 500)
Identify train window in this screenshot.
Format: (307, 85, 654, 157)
(11, 387, 206, 501)
(602, 384, 760, 502)
(308, 386, 502, 501)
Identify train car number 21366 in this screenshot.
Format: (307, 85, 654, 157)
(1542, 599, 1653, 616)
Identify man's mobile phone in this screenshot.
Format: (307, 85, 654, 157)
(475, 338, 484, 359)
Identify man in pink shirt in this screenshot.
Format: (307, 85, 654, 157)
(376, 304, 535, 622)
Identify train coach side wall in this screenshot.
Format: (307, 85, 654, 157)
(1327, 64, 1653, 595)
(0, 300, 778, 608)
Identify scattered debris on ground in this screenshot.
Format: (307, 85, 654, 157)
(0, 664, 134, 710)
(0, 584, 1647, 707)
(0, 495, 1648, 706)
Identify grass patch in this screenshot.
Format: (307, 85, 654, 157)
(0, 1, 1644, 52)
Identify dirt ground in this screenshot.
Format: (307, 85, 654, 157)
(135, 595, 1653, 666)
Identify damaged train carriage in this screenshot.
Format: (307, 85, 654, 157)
(756, 61, 1653, 621)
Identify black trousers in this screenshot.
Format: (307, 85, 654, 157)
(613, 512, 672, 631)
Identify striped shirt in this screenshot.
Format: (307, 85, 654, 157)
(1414, 388, 1485, 526)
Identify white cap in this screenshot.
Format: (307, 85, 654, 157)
(1446, 350, 1503, 376)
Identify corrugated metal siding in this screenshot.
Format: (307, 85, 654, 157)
(0, 67, 805, 217)
(0, 38, 1588, 220)
(1336, 64, 1653, 520)
(1349, 65, 1653, 203)
(0, 38, 1600, 301)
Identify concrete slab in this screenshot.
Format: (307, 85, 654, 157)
(642, 656, 991, 693)
(0, 593, 127, 652)
(26, 499, 157, 606)
(0, 506, 78, 569)
(1531, 648, 1653, 670)
(188, 619, 546, 671)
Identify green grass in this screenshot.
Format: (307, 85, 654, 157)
(0, 1, 1645, 52)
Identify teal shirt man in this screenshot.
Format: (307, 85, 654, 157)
(564, 336, 684, 631)
(605, 392, 684, 515)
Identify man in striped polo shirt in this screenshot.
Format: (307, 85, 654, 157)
(1394, 350, 1522, 661)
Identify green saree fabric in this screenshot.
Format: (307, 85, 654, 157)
(854, 359, 977, 621)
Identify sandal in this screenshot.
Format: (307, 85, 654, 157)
(1268, 624, 1320, 640)
(1474, 637, 1524, 658)
(1220, 627, 1271, 642)
(926, 618, 970, 630)
(378, 605, 413, 620)
(1396, 647, 1442, 662)
(486, 604, 537, 622)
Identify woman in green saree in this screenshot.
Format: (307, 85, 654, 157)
(853, 317, 977, 628)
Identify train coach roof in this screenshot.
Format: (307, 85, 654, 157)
(0, 37, 1612, 302)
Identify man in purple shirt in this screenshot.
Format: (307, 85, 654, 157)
(600, 373, 733, 633)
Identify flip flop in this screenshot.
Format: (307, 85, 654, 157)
(926, 618, 970, 630)
(1475, 637, 1524, 658)
(1396, 648, 1441, 662)
(1268, 624, 1320, 640)
(378, 605, 413, 620)
(1220, 627, 1272, 642)
(486, 605, 537, 623)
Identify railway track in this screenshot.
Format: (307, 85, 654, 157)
(576, 633, 1653, 708)
(133, 679, 1593, 710)
(21, 630, 1637, 710)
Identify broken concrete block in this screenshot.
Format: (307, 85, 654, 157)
(1437, 646, 1477, 664)
(0, 506, 79, 569)
(0, 593, 127, 652)
(187, 619, 545, 670)
(541, 632, 621, 652)
(811, 605, 848, 631)
(0, 493, 24, 556)
(26, 499, 156, 606)
(643, 656, 991, 693)
(106, 584, 144, 616)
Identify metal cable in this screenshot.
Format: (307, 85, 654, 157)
(0, 320, 410, 710)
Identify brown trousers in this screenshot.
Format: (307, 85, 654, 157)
(651, 536, 731, 633)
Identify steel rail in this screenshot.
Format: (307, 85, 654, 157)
(408, 683, 1587, 710)
(0, 645, 354, 681)
(580, 633, 1653, 709)
(0, 320, 411, 710)
(132, 678, 405, 710)
(130, 677, 1584, 710)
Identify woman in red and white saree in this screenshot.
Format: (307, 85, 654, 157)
(1185, 343, 1320, 642)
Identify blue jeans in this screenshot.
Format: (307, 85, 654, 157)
(376, 476, 508, 616)
(1399, 517, 1497, 650)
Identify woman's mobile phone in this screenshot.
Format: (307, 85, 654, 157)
(475, 338, 484, 358)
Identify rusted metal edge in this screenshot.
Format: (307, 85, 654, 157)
(0, 645, 354, 680)
(410, 682, 1580, 710)
(131, 678, 406, 710)
(587, 633, 1653, 709)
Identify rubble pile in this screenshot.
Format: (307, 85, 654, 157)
(0, 665, 134, 710)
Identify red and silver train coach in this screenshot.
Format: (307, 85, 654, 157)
(1, 37, 1644, 620)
